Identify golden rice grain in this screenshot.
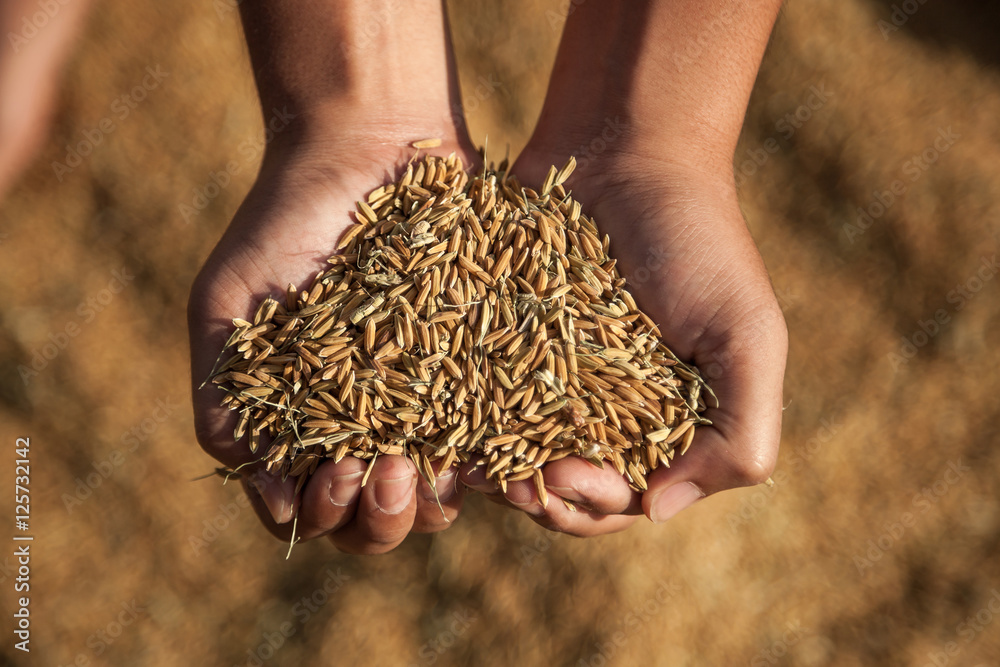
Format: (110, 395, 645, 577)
(208, 153, 714, 501)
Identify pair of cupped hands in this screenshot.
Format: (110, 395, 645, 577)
(188, 108, 787, 554)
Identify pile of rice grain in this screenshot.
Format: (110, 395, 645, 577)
(208, 152, 715, 505)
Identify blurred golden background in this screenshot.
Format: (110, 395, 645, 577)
(2, 0, 1000, 665)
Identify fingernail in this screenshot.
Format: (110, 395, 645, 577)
(250, 474, 293, 524)
(374, 476, 415, 515)
(547, 486, 587, 503)
(650, 482, 704, 524)
(462, 480, 499, 495)
(330, 471, 364, 507)
(422, 469, 458, 503)
(508, 497, 545, 516)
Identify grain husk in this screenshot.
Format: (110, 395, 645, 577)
(208, 153, 716, 503)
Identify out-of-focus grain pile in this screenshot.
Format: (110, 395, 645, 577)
(1, 1, 999, 665)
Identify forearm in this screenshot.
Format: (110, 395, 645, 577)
(237, 0, 462, 143)
(529, 0, 783, 172)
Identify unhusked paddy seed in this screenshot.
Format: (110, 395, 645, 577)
(207, 153, 716, 502)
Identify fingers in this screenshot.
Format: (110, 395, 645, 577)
(644, 306, 787, 523)
(326, 456, 418, 555)
(412, 465, 465, 533)
(459, 462, 549, 516)
(240, 472, 298, 542)
(294, 458, 368, 541)
(457, 461, 508, 503)
(530, 496, 640, 537)
(298, 458, 464, 541)
(240, 455, 464, 553)
(188, 275, 265, 471)
(459, 458, 641, 537)
(538, 456, 642, 515)
(492, 470, 639, 536)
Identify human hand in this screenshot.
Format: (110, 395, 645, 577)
(455, 0, 787, 536)
(0, 0, 91, 198)
(190, 0, 786, 550)
(188, 0, 481, 554)
(189, 129, 482, 554)
(458, 143, 787, 535)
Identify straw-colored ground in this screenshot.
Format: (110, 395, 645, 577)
(2, 0, 1000, 665)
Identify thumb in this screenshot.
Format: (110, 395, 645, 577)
(642, 303, 788, 523)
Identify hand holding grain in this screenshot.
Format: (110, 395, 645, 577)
(485, 148, 788, 534)
(462, 0, 788, 534)
(188, 136, 482, 554)
(188, 0, 483, 554)
(202, 152, 720, 546)
(188, 0, 786, 550)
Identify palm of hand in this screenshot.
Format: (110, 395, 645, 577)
(189, 143, 479, 554)
(488, 152, 788, 526)
(189, 140, 787, 550)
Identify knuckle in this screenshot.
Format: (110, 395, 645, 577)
(728, 451, 777, 488)
(765, 304, 789, 351)
(412, 519, 452, 534)
(536, 512, 581, 536)
(193, 418, 244, 465)
(329, 534, 401, 556)
(193, 419, 221, 452)
(329, 541, 369, 556)
(743, 299, 788, 354)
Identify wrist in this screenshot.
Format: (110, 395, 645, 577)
(248, 106, 480, 211)
(238, 0, 466, 162)
(523, 104, 736, 184)
(520, 0, 781, 181)
(259, 102, 467, 162)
